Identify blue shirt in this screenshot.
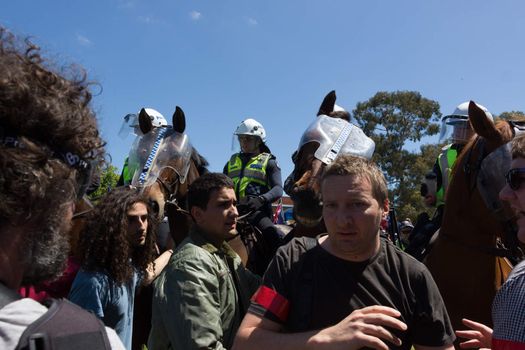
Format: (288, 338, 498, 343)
(69, 269, 140, 350)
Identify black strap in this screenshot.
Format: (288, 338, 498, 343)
(0, 282, 21, 309)
(16, 299, 111, 350)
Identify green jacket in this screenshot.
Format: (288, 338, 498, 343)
(148, 226, 261, 350)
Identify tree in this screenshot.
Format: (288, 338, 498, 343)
(498, 110, 525, 121)
(88, 164, 120, 201)
(352, 91, 442, 221)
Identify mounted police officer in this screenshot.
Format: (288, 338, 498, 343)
(223, 118, 284, 274)
(118, 108, 168, 186)
(409, 101, 494, 260)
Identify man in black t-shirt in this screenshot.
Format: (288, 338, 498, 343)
(233, 154, 455, 350)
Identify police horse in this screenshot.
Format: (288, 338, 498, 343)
(284, 90, 375, 238)
(425, 101, 524, 333)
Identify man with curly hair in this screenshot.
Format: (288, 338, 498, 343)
(0, 27, 124, 349)
(69, 187, 173, 350)
(148, 173, 260, 350)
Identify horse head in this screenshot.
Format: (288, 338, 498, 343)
(425, 100, 523, 331)
(284, 90, 374, 228)
(128, 106, 208, 243)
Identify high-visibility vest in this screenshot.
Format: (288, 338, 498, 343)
(436, 145, 458, 206)
(227, 153, 271, 199)
(121, 157, 133, 185)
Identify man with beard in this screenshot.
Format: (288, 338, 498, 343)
(69, 187, 173, 350)
(0, 27, 124, 349)
(233, 155, 455, 350)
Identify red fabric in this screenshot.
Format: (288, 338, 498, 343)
(252, 285, 289, 322)
(493, 338, 525, 350)
(18, 256, 81, 301)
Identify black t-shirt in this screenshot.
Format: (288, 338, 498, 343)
(249, 236, 455, 349)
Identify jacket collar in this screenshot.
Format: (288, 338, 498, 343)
(189, 226, 239, 259)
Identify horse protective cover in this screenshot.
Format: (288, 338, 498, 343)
(297, 115, 375, 164)
(128, 127, 193, 187)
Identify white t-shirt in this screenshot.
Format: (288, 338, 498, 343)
(0, 298, 125, 350)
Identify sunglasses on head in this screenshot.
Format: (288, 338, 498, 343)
(505, 168, 525, 190)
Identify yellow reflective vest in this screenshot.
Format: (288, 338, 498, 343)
(226, 153, 271, 199)
(436, 145, 458, 206)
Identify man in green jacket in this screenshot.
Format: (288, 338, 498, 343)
(148, 173, 261, 350)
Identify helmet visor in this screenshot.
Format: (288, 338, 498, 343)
(439, 116, 470, 143)
(118, 113, 142, 139)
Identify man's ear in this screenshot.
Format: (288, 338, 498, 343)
(382, 199, 390, 218)
(191, 206, 203, 224)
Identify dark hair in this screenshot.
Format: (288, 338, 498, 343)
(187, 173, 234, 210)
(0, 27, 105, 227)
(321, 154, 388, 205)
(78, 187, 157, 284)
(0, 27, 105, 284)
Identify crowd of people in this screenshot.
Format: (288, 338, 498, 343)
(1, 26, 524, 350)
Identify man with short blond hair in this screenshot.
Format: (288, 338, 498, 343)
(234, 154, 455, 350)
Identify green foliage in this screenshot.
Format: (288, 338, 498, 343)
(352, 91, 442, 221)
(498, 110, 525, 121)
(88, 164, 120, 202)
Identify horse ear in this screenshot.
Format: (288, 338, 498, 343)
(139, 108, 153, 134)
(469, 101, 500, 140)
(173, 106, 186, 133)
(317, 90, 337, 116)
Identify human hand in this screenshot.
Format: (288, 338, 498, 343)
(312, 305, 407, 350)
(239, 196, 265, 213)
(455, 318, 493, 350)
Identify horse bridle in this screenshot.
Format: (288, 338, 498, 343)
(156, 168, 190, 217)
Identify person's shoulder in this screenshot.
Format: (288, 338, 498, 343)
(74, 269, 111, 286)
(170, 240, 219, 270)
(381, 240, 428, 273)
(275, 236, 318, 261)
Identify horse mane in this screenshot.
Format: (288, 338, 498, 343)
(191, 147, 209, 175)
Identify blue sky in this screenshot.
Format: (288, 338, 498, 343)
(3, 0, 525, 179)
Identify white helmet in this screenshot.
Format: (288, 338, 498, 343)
(439, 101, 493, 144)
(143, 108, 168, 128)
(234, 118, 266, 143)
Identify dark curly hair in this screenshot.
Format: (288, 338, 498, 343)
(78, 187, 157, 284)
(0, 27, 105, 284)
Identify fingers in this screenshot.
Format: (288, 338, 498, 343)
(461, 318, 492, 334)
(352, 306, 407, 332)
(458, 339, 483, 349)
(360, 323, 403, 347)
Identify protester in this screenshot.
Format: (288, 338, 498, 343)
(233, 154, 455, 350)
(148, 173, 260, 350)
(224, 118, 284, 274)
(456, 135, 525, 349)
(69, 187, 173, 349)
(0, 27, 124, 349)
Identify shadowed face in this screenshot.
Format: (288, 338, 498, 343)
(238, 135, 261, 154)
(192, 187, 239, 244)
(321, 174, 388, 261)
(127, 202, 149, 247)
(499, 157, 525, 244)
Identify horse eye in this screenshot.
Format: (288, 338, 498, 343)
(149, 200, 160, 215)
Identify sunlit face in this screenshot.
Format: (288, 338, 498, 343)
(127, 202, 149, 247)
(238, 135, 261, 154)
(192, 187, 239, 244)
(321, 174, 388, 261)
(499, 157, 525, 244)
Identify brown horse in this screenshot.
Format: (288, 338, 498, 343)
(284, 90, 375, 236)
(425, 101, 523, 334)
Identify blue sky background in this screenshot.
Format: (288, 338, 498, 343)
(3, 0, 525, 179)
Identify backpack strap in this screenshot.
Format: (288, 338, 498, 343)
(16, 299, 111, 350)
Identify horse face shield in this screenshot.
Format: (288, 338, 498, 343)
(296, 115, 375, 165)
(128, 127, 193, 188)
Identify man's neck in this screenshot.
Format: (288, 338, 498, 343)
(0, 226, 27, 289)
(319, 234, 381, 262)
